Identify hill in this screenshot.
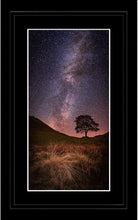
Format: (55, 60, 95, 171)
(29, 116, 109, 190)
(29, 116, 109, 146)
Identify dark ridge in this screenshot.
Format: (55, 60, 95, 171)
(29, 115, 109, 139)
(29, 116, 56, 132)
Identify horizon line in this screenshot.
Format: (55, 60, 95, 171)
(29, 115, 109, 138)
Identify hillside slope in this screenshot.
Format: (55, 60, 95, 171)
(29, 116, 109, 146)
(29, 116, 109, 190)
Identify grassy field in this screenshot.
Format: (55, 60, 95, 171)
(29, 116, 109, 190)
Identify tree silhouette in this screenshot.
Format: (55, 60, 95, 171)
(74, 115, 100, 137)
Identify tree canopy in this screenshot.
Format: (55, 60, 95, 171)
(74, 115, 100, 137)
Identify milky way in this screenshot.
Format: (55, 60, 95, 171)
(29, 30, 109, 137)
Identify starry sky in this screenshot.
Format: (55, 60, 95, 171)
(29, 29, 109, 137)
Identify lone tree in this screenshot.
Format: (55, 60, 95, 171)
(74, 115, 100, 137)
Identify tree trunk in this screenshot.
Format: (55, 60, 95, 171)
(85, 131, 87, 137)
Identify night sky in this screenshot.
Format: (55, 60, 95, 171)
(29, 29, 109, 137)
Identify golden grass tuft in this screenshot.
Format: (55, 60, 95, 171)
(30, 143, 108, 190)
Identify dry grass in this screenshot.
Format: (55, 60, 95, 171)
(29, 143, 108, 190)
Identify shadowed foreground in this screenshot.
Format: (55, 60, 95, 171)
(29, 116, 109, 190)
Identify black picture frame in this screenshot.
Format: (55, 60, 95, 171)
(2, 1, 137, 219)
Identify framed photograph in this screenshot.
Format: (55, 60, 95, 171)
(2, 1, 137, 219)
(28, 28, 110, 192)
